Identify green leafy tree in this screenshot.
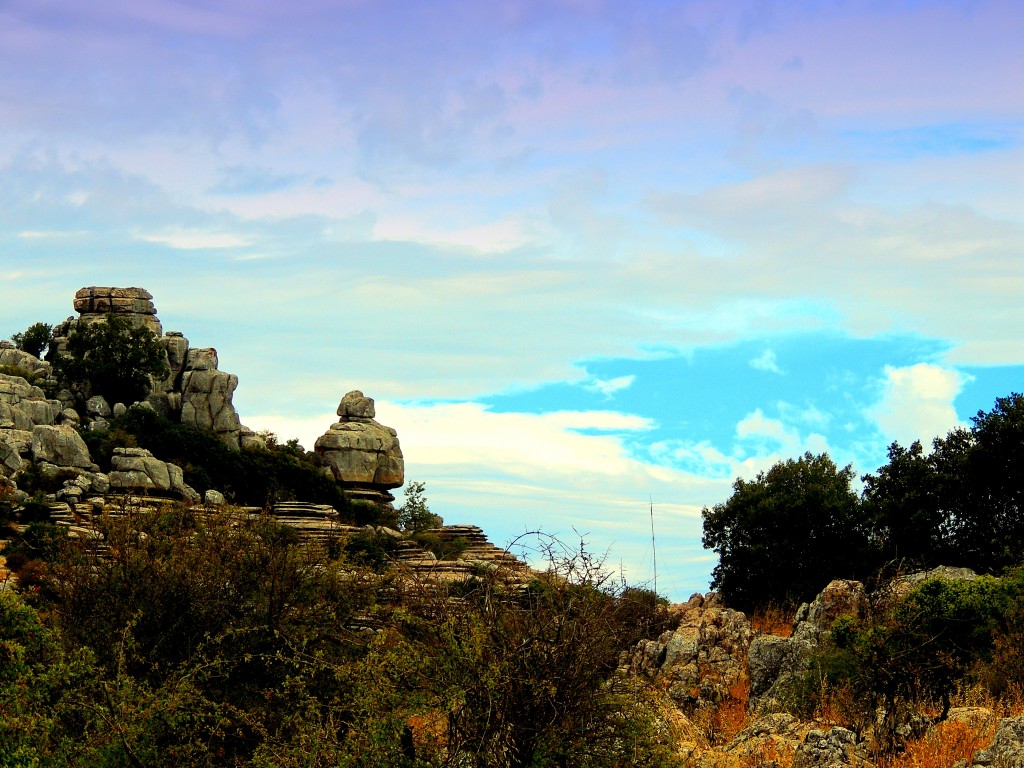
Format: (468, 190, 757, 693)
(397, 481, 442, 531)
(51, 314, 168, 406)
(10, 322, 53, 359)
(702, 452, 869, 612)
(862, 440, 944, 567)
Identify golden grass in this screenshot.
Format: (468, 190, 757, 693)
(879, 720, 996, 768)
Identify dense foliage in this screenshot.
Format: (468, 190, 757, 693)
(10, 321, 53, 359)
(79, 406, 364, 519)
(51, 314, 168, 407)
(704, 393, 1024, 610)
(0, 505, 680, 768)
(702, 452, 868, 612)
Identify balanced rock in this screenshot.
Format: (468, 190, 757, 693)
(315, 390, 404, 503)
(72, 286, 162, 336)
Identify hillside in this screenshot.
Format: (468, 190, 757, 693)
(2, 287, 1024, 767)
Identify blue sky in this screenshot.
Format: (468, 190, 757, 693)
(1, 0, 1022, 600)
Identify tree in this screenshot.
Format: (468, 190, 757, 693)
(702, 452, 868, 612)
(10, 322, 53, 359)
(862, 440, 944, 567)
(51, 314, 168, 406)
(397, 481, 442, 531)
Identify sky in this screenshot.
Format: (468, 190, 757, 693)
(1, 0, 1022, 601)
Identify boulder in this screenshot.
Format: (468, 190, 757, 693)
(973, 716, 1024, 767)
(0, 436, 23, 477)
(31, 425, 93, 469)
(107, 447, 199, 503)
(86, 395, 112, 419)
(180, 367, 241, 447)
(315, 391, 405, 502)
(792, 727, 870, 768)
(0, 374, 62, 430)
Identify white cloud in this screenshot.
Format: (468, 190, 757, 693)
(585, 374, 636, 398)
(137, 230, 250, 250)
(749, 348, 782, 374)
(867, 363, 969, 447)
(735, 408, 829, 469)
(246, 400, 725, 599)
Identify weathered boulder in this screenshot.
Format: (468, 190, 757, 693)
(86, 395, 112, 419)
(0, 343, 52, 378)
(31, 424, 93, 469)
(108, 447, 199, 503)
(749, 580, 866, 714)
(721, 713, 810, 768)
(973, 716, 1024, 767)
(72, 286, 162, 336)
(0, 437, 23, 477)
(621, 592, 753, 711)
(180, 363, 241, 447)
(315, 391, 404, 503)
(792, 727, 871, 768)
(0, 374, 62, 431)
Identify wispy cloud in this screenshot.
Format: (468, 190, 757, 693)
(585, 374, 636, 398)
(749, 349, 782, 374)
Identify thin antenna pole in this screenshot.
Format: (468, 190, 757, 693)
(649, 495, 658, 596)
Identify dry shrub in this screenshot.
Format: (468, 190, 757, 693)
(879, 720, 995, 768)
(750, 603, 795, 638)
(739, 736, 797, 768)
(693, 677, 753, 746)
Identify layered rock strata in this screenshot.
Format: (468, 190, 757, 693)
(315, 391, 404, 504)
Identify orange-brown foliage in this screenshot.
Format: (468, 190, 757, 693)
(695, 677, 752, 746)
(750, 603, 795, 638)
(879, 720, 995, 768)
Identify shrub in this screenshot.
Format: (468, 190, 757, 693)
(397, 481, 442, 532)
(10, 322, 53, 359)
(51, 313, 168, 406)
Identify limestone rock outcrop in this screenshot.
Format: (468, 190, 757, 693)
(315, 391, 404, 504)
(621, 592, 753, 711)
(52, 287, 246, 447)
(72, 286, 162, 336)
(108, 447, 199, 503)
(972, 716, 1024, 767)
(748, 579, 866, 714)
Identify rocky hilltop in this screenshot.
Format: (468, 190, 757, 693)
(1, 287, 404, 506)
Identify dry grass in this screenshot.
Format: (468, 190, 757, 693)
(750, 603, 795, 638)
(879, 720, 995, 768)
(691, 677, 753, 747)
(739, 736, 798, 768)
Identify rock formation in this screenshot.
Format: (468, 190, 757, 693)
(108, 447, 199, 503)
(72, 286, 162, 336)
(53, 286, 245, 447)
(622, 591, 753, 711)
(315, 390, 404, 504)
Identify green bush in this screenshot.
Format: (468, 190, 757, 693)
(412, 531, 468, 560)
(83, 407, 357, 519)
(10, 321, 53, 359)
(51, 314, 168, 406)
